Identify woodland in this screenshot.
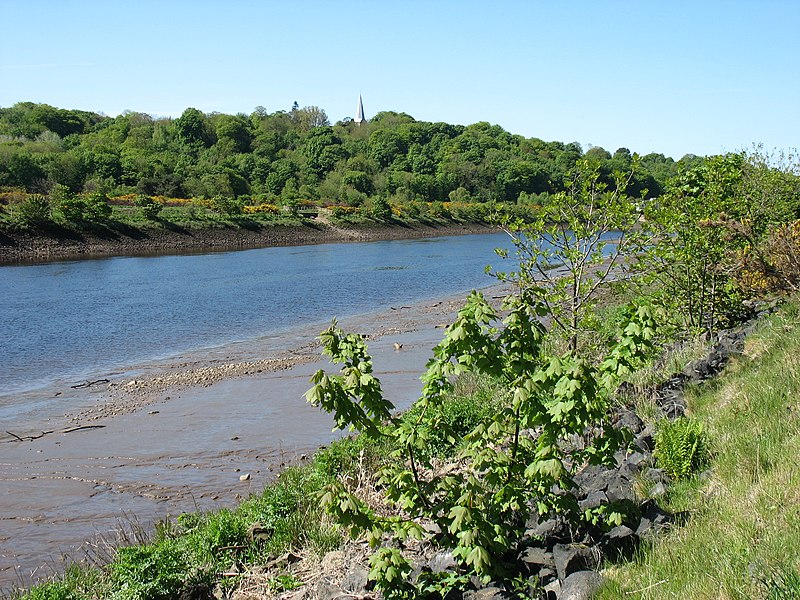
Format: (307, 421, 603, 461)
(0, 101, 689, 223)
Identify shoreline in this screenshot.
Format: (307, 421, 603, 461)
(0, 221, 498, 264)
(0, 281, 511, 586)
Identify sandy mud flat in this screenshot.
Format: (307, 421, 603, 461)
(0, 282, 511, 587)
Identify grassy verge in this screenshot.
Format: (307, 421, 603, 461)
(597, 299, 800, 599)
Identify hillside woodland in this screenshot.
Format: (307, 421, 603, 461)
(0, 102, 689, 228)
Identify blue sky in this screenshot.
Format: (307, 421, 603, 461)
(1, 1, 797, 160)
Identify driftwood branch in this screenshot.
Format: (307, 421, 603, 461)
(62, 425, 106, 434)
(70, 379, 110, 389)
(5, 430, 53, 442)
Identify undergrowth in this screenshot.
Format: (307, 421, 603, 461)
(597, 298, 800, 599)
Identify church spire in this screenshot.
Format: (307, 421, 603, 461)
(355, 94, 366, 125)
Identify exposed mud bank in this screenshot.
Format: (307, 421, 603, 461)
(0, 221, 497, 264)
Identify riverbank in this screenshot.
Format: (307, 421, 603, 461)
(0, 220, 497, 264)
(0, 282, 508, 588)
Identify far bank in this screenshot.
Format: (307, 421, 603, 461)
(0, 220, 498, 264)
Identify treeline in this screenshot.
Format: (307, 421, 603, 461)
(0, 101, 693, 208)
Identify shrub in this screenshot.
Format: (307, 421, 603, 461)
(210, 195, 242, 217)
(307, 295, 658, 586)
(366, 196, 391, 221)
(181, 509, 247, 564)
(329, 205, 359, 218)
(314, 433, 383, 477)
(56, 191, 112, 223)
(242, 202, 279, 215)
(22, 581, 82, 600)
(16, 194, 52, 226)
(134, 194, 163, 220)
(654, 417, 708, 479)
(401, 375, 502, 458)
(84, 192, 112, 221)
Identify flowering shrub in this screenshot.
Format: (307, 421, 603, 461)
(329, 205, 360, 218)
(243, 203, 280, 215)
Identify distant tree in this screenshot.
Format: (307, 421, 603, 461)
(368, 129, 405, 167)
(214, 114, 252, 153)
(584, 145, 611, 162)
(291, 105, 329, 130)
(303, 128, 346, 177)
(174, 108, 211, 150)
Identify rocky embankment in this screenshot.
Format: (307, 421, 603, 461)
(0, 221, 496, 263)
(232, 316, 764, 600)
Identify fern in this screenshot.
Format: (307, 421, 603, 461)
(654, 417, 708, 479)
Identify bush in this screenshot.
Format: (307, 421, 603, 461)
(16, 194, 52, 226)
(402, 374, 502, 458)
(314, 434, 382, 477)
(57, 191, 112, 223)
(23, 582, 82, 600)
(366, 196, 391, 221)
(307, 294, 659, 585)
(134, 194, 163, 220)
(654, 417, 708, 479)
(84, 192, 112, 221)
(210, 195, 242, 217)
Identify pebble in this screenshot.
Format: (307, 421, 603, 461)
(239, 473, 250, 481)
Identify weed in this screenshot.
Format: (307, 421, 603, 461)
(110, 538, 202, 600)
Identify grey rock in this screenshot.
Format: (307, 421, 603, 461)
(428, 550, 457, 573)
(635, 425, 656, 452)
(626, 451, 649, 468)
(604, 525, 639, 558)
(543, 578, 561, 600)
(471, 587, 513, 599)
(552, 543, 601, 581)
(649, 482, 668, 498)
(537, 566, 556, 581)
(574, 465, 614, 494)
(341, 564, 369, 594)
(560, 570, 604, 600)
(605, 475, 636, 503)
(311, 579, 348, 600)
(645, 467, 669, 483)
(530, 518, 562, 539)
(519, 546, 555, 568)
(636, 502, 674, 537)
(618, 460, 640, 480)
(578, 490, 608, 511)
(614, 408, 644, 434)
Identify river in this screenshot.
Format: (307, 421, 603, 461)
(0, 232, 512, 421)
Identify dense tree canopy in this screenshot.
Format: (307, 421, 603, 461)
(0, 101, 687, 205)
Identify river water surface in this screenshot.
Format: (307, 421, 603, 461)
(0, 232, 512, 419)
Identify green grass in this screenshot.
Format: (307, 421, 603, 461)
(597, 299, 800, 599)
